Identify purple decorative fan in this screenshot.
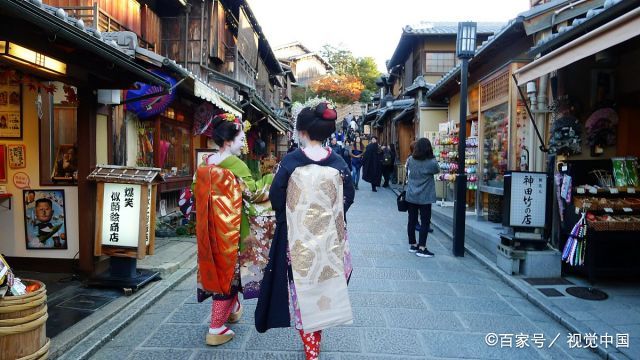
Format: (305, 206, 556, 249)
(125, 70, 177, 120)
(585, 108, 618, 146)
(193, 102, 216, 136)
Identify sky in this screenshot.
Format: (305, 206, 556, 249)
(248, 0, 531, 73)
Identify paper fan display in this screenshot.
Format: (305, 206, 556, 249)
(193, 102, 217, 136)
(125, 70, 177, 120)
(585, 108, 618, 146)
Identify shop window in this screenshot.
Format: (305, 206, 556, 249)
(159, 123, 191, 178)
(482, 102, 509, 188)
(135, 120, 155, 168)
(425, 52, 457, 74)
(39, 82, 78, 185)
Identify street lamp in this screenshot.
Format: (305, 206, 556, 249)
(452, 21, 477, 257)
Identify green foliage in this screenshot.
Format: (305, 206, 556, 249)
(320, 44, 382, 102)
(359, 89, 374, 104)
(357, 57, 382, 93)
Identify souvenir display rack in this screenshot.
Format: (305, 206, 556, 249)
(560, 159, 640, 282)
(434, 128, 478, 208)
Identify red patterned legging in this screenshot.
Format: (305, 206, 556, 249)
(299, 329, 322, 360)
(209, 295, 237, 328)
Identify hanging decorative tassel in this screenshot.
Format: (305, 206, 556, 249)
(563, 212, 587, 266)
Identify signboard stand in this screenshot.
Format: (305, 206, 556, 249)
(502, 171, 551, 247)
(87, 165, 163, 295)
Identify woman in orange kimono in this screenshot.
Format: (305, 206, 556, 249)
(195, 113, 272, 346)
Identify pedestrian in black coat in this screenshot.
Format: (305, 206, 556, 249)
(362, 136, 383, 192)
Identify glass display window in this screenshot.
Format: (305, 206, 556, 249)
(159, 122, 191, 177)
(482, 102, 509, 188)
(136, 120, 155, 168)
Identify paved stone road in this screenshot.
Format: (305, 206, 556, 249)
(91, 188, 601, 359)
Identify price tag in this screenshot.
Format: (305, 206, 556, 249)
(577, 188, 586, 194)
(562, 165, 568, 172)
(609, 188, 619, 194)
(628, 188, 636, 194)
(623, 208, 633, 213)
(604, 208, 614, 213)
(589, 187, 598, 194)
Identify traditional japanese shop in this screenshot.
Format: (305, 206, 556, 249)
(0, 0, 170, 274)
(515, 6, 640, 280)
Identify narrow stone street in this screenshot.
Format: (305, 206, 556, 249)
(91, 188, 601, 359)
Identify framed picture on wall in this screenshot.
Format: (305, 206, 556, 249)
(0, 70, 22, 139)
(23, 189, 68, 249)
(7, 144, 25, 169)
(0, 144, 6, 183)
(51, 144, 77, 181)
(195, 148, 217, 168)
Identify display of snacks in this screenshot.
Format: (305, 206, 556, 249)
(587, 213, 640, 232)
(574, 196, 640, 211)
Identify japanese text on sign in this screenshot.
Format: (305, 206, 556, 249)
(509, 172, 547, 228)
(101, 183, 142, 248)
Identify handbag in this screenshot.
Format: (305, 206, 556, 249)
(397, 190, 408, 212)
(397, 165, 408, 212)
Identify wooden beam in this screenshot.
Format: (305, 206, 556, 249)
(77, 87, 97, 274)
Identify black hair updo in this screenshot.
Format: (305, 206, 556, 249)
(210, 114, 241, 148)
(296, 102, 337, 142)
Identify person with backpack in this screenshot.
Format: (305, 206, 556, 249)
(381, 144, 395, 188)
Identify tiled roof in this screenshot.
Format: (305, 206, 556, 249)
(530, 0, 625, 53)
(426, 18, 522, 98)
(387, 21, 506, 69)
(403, 22, 505, 35)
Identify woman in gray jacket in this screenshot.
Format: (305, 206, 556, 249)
(405, 138, 439, 257)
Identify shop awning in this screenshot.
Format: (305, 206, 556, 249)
(266, 116, 288, 134)
(515, 6, 640, 84)
(193, 78, 242, 117)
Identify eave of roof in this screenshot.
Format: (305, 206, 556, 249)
(528, 0, 637, 57)
(426, 18, 525, 99)
(1, 0, 170, 88)
(387, 22, 505, 70)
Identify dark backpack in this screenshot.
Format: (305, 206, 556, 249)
(382, 149, 393, 166)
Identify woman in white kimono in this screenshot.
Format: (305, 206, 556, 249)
(255, 101, 355, 360)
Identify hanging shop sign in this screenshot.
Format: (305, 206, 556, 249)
(124, 70, 177, 120)
(509, 171, 547, 228)
(0, 41, 66, 76)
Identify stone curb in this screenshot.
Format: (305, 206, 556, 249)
(51, 258, 197, 360)
(429, 218, 630, 360)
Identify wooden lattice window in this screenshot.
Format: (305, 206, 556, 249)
(481, 70, 510, 108)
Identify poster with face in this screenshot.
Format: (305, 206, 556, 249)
(23, 189, 67, 249)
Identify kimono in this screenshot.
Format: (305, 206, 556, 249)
(255, 148, 355, 333)
(195, 155, 273, 302)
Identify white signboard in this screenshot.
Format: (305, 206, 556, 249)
(439, 122, 449, 133)
(509, 172, 547, 228)
(145, 186, 152, 246)
(102, 183, 142, 248)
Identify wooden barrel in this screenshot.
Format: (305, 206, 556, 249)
(0, 279, 49, 360)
